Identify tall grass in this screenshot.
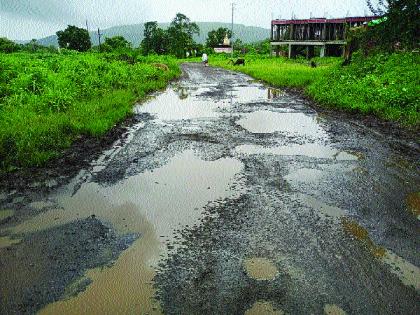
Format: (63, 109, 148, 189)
(0, 52, 180, 169)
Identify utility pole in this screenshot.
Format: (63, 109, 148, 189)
(97, 28, 102, 52)
(231, 2, 235, 59)
(86, 20, 89, 33)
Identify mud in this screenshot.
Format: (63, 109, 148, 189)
(0, 63, 419, 314)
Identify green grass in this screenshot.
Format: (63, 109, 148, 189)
(208, 53, 420, 127)
(0, 52, 180, 169)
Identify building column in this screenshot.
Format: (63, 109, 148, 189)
(320, 45, 326, 58)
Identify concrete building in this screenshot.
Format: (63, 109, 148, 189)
(270, 16, 379, 58)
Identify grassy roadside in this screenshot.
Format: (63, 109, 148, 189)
(209, 53, 420, 127)
(0, 52, 180, 170)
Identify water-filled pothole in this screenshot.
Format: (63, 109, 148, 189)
(35, 150, 244, 314)
(324, 304, 347, 315)
(136, 89, 228, 120)
(406, 192, 420, 220)
(236, 144, 358, 160)
(0, 209, 14, 222)
(245, 301, 284, 315)
(236, 111, 327, 138)
(243, 257, 279, 281)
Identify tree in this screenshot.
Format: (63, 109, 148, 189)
(366, 0, 389, 14)
(102, 36, 131, 52)
(167, 13, 200, 57)
(141, 22, 169, 55)
(0, 37, 19, 53)
(365, 0, 419, 49)
(56, 25, 91, 52)
(205, 28, 232, 48)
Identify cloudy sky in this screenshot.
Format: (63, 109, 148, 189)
(1, 0, 374, 40)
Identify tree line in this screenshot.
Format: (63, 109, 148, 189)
(0, 12, 270, 56)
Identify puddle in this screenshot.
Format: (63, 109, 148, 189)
(136, 88, 228, 120)
(40, 209, 163, 315)
(285, 168, 324, 184)
(0, 236, 21, 249)
(245, 301, 284, 315)
(0, 209, 14, 222)
(243, 257, 279, 281)
(324, 304, 347, 315)
(231, 86, 284, 103)
(341, 219, 385, 258)
(29, 201, 55, 210)
(381, 249, 420, 291)
(236, 111, 327, 137)
(299, 194, 346, 219)
(236, 144, 358, 161)
(406, 192, 420, 220)
(32, 150, 244, 314)
(342, 219, 420, 291)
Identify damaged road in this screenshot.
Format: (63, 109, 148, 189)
(0, 63, 419, 314)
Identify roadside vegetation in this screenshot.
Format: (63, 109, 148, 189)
(210, 52, 419, 126)
(0, 51, 179, 170)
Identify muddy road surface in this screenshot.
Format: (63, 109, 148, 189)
(1, 63, 419, 315)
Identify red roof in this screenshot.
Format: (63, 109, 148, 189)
(272, 16, 379, 25)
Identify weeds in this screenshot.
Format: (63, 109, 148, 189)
(0, 52, 180, 169)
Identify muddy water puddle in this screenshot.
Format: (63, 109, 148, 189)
(0, 209, 14, 222)
(342, 219, 420, 291)
(299, 194, 346, 219)
(0, 236, 21, 248)
(136, 85, 292, 122)
(236, 111, 327, 138)
(231, 86, 285, 103)
(236, 144, 358, 161)
(7, 150, 244, 314)
(245, 301, 284, 315)
(135, 88, 229, 120)
(243, 257, 279, 281)
(406, 192, 420, 220)
(324, 304, 347, 315)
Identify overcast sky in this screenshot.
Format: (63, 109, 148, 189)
(1, 0, 374, 40)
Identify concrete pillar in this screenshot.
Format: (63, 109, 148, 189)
(288, 44, 292, 58)
(320, 45, 326, 58)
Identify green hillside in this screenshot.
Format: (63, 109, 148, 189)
(36, 22, 270, 47)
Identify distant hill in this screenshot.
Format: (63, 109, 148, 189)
(35, 22, 270, 47)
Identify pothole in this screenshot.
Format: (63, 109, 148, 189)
(236, 110, 327, 138)
(324, 304, 347, 315)
(245, 301, 284, 315)
(0, 209, 15, 222)
(243, 257, 279, 281)
(236, 144, 359, 161)
(0, 236, 22, 249)
(406, 192, 420, 220)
